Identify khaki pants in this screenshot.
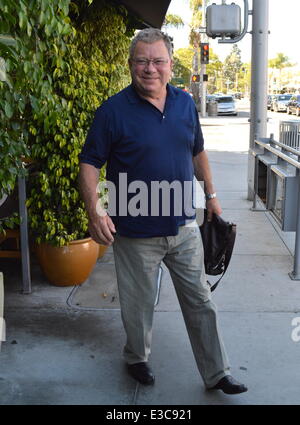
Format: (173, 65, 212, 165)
(113, 225, 230, 387)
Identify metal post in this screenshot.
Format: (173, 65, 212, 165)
(200, 66, 207, 117)
(18, 176, 31, 294)
(289, 169, 300, 280)
(200, 0, 207, 117)
(192, 47, 200, 109)
(247, 0, 269, 200)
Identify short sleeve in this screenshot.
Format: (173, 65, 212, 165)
(79, 105, 113, 169)
(193, 106, 204, 156)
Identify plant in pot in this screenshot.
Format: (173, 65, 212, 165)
(0, 32, 29, 242)
(1, 0, 134, 286)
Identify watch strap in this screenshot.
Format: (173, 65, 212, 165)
(205, 192, 217, 201)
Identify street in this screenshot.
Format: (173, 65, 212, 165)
(202, 98, 300, 151)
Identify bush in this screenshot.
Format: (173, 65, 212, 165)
(0, 0, 134, 244)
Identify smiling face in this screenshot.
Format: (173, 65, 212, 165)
(129, 40, 173, 99)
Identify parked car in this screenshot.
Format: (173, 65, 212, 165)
(206, 94, 217, 102)
(271, 94, 292, 112)
(286, 95, 300, 116)
(216, 95, 237, 116)
(233, 92, 243, 99)
(267, 94, 275, 110)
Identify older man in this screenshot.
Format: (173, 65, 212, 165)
(79, 28, 247, 395)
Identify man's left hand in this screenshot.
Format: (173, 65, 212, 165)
(206, 197, 222, 221)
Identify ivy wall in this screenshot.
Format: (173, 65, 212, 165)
(0, 0, 135, 244)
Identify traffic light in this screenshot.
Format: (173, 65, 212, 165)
(192, 74, 200, 83)
(201, 43, 209, 64)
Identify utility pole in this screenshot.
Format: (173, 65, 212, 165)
(200, 0, 207, 117)
(192, 47, 200, 108)
(247, 0, 269, 200)
(205, 0, 269, 198)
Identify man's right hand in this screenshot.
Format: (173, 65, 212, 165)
(88, 213, 116, 246)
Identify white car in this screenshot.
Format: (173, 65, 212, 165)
(272, 94, 292, 112)
(216, 95, 237, 116)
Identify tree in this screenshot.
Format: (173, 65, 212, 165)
(163, 14, 184, 29)
(239, 63, 251, 96)
(188, 0, 203, 47)
(269, 53, 293, 92)
(188, 0, 203, 106)
(269, 53, 293, 71)
(171, 48, 194, 88)
(223, 44, 243, 92)
(162, 13, 184, 57)
(206, 49, 223, 93)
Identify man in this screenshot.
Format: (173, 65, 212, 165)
(79, 28, 247, 395)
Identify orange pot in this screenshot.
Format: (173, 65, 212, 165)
(35, 237, 99, 286)
(98, 244, 108, 259)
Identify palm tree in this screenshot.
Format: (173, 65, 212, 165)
(163, 14, 184, 29)
(189, 0, 203, 48)
(162, 13, 184, 58)
(269, 53, 293, 92)
(188, 0, 203, 106)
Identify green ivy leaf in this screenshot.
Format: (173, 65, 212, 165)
(4, 101, 13, 118)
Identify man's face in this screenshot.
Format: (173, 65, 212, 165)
(129, 40, 173, 97)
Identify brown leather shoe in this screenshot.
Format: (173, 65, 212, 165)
(127, 362, 155, 385)
(210, 376, 248, 394)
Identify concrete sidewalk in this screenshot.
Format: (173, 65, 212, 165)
(1, 147, 300, 405)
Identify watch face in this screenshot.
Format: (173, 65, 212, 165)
(206, 193, 216, 200)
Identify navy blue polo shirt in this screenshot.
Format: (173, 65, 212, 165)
(79, 84, 204, 237)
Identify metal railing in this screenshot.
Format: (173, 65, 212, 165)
(279, 120, 300, 150)
(256, 137, 300, 166)
(254, 135, 300, 280)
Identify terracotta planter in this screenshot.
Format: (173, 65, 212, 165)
(98, 244, 108, 259)
(35, 237, 98, 286)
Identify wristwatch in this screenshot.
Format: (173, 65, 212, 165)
(205, 192, 217, 201)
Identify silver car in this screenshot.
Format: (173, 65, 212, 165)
(216, 95, 237, 116)
(271, 94, 292, 112)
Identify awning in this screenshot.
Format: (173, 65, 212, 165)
(114, 0, 172, 28)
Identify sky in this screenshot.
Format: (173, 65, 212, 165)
(165, 0, 300, 65)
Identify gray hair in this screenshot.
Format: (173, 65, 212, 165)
(129, 28, 173, 59)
